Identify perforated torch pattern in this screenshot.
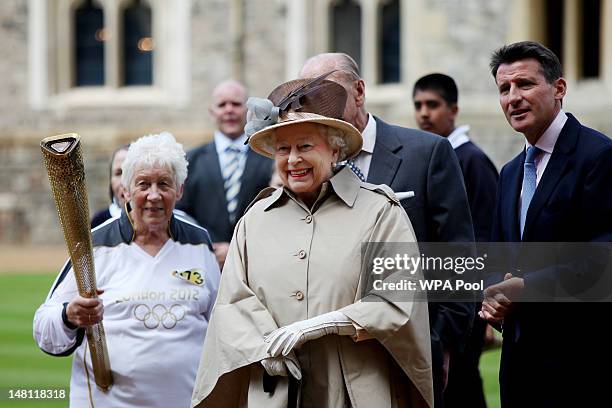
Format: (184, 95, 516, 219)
(41, 134, 113, 391)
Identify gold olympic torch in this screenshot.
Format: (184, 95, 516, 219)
(41, 134, 113, 390)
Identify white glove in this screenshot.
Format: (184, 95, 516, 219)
(264, 311, 356, 357)
(260, 356, 302, 380)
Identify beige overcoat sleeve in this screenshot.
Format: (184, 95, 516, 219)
(190, 216, 299, 408)
(340, 201, 434, 408)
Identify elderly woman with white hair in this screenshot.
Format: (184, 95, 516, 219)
(34, 132, 220, 408)
(191, 76, 433, 408)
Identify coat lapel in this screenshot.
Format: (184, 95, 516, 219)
(205, 142, 230, 217)
(522, 114, 579, 240)
(503, 155, 524, 242)
(236, 149, 260, 212)
(366, 117, 402, 186)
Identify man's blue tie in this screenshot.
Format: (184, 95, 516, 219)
(345, 159, 366, 182)
(520, 146, 541, 238)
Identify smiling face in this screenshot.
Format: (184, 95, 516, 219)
(495, 58, 566, 144)
(124, 165, 183, 234)
(413, 89, 457, 137)
(274, 123, 339, 205)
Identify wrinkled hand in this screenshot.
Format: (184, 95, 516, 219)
(66, 289, 105, 327)
(264, 311, 356, 357)
(260, 356, 302, 380)
(479, 273, 524, 323)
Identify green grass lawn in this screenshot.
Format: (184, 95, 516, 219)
(0, 272, 502, 407)
(0, 273, 71, 407)
(481, 347, 502, 408)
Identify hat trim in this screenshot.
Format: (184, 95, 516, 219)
(248, 114, 363, 160)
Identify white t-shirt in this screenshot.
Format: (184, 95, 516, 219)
(34, 212, 220, 408)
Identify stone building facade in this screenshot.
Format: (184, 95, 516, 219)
(1, 0, 611, 245)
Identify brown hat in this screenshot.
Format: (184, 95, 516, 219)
(246, 72, 363, 161)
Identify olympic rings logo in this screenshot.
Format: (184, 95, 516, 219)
(133, 304, 186, 329)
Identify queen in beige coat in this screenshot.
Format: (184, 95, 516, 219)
(191, 75, 433, 408)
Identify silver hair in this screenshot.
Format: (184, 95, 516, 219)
(262, 124, 350, 160)
(121, 131, 188, 189)
(321, 125, 349, 161)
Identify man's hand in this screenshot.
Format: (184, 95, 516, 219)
(212, 242, 230, 269)
(66, 289, 105, 327)
(479, 273, 524, 323)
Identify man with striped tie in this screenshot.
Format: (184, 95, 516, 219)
(178, 80, 272, 267)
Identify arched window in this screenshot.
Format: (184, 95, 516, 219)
(379, 0, 400, 83)
(330, 0, 362, 68)
(122, 0, 153, 86)
(74, 0, 105, 86)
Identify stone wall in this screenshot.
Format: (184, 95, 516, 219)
(0, 0, 610, 245)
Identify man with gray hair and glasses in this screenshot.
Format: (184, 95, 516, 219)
(300, 53, 474, 408)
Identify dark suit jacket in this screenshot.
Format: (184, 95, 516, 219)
(178, 141, 272, 243)
(369, 117, 475, 407)
(490, 113, 612, 407)
(444, 140, 497, 408)
(454, 141, 499, 242)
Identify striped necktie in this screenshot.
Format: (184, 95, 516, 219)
(222, 145, 244, 223)
(345, 159, 366, 182)
(520, 146, 541, 238)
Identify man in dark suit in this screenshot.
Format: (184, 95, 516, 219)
(480, 41, 612, 407)
(300, 54, 475, 407)
(178, 80, 272, 267)
(413, 73, 498, 408)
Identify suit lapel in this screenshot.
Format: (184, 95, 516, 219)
(503, 154, 524, 242)
(236, 149, 259, 212)
(367, 117, 403, 186)
(205, 142, 230, 217)
(522, 114, 579, 240)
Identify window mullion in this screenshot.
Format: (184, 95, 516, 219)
(604, 0, 612, 84)
(105, 0, 121, 88)
(360, 0, 378, 85)
(563, 0, 579, 82)
(58, 0, 73, 91)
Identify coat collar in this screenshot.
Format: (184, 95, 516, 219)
(366, 116, 403, 185)
(263, 167, 360, 211)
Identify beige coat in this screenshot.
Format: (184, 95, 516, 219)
(191, 167, 433, 408)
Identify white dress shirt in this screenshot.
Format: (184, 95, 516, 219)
(352, 113, 377, 179)
(519, 109, 567, 214)
(214, 131, 248, 171)
(525, 109, 567, 186)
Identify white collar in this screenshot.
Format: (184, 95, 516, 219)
(525, 109, 567, 154)
(109, 202, 122, 218)
(360, 113, 376, 154)
(447, 125, 471, 149)
(214, 131, 248, 155)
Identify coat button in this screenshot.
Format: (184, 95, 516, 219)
(305, 215, 313, 224)
(297, 250, 307, 259)
(295, 291, 304, 301)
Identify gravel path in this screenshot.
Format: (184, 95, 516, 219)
(0, 245, 68, 273)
